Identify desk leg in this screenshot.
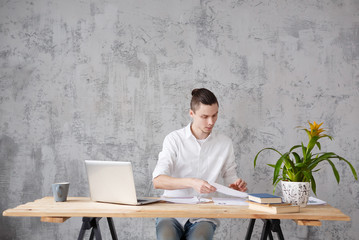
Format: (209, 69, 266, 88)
(261, 219, 284, 240)
(270, 219, 284, 240)
(245, 219, 256, 240)
(78, 217, 102, 240)
(107, 217, 118, 240)
(260, 219, 270, 240)
(77, 217, 118, 240)
(245, 219, 285, 240)
(91, 218, 102, 240)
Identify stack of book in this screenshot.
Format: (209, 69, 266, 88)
(248, 193, 300, 214)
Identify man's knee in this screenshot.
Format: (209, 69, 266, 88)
(188, 221, 216, 240)
(156, 218, 182, 240)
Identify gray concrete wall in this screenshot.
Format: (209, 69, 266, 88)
(1, 0, 358, 239)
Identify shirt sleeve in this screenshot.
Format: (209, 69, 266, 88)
(221, 140, 239, 185)
(152, 134, 178, 179)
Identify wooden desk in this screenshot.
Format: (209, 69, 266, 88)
(3, 197, 351, 240)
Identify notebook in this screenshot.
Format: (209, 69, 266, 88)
(85, 160, 159, 205)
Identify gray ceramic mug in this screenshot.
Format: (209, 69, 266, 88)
(52, 182, 70, 202)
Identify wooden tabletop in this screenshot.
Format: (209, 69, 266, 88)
(3, 197, 351, 225)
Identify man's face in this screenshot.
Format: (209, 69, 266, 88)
(190, 103, 219, 135)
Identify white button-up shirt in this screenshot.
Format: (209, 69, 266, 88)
(153, 123, 239, 198)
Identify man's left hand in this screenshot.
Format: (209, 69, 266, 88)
(229, 178, 247, 192)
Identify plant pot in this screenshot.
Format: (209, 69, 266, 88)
(281, 181, 311, 207)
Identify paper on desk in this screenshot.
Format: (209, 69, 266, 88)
(160, 197, 212, 204)
(211, 182, 248, 198)
(307, 196, 326, 205)
(212, 197, 249, 206)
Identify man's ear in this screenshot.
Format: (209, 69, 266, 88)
(189, 109, 194, 118)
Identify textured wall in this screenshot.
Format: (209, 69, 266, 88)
(1, 0, 358, 239)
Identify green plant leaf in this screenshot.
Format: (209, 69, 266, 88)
(306, 136, 319, 156)
(282, 154, 296, 172)
(310, 174, 317, 196)
(293, 171, 303, 182)
(326, 159, 340, 183)
(301, 170, 312, 183)
(315, 141, 321, 151)
(289, 145, 301, 153)
(267, 164, 275, 168)
(254, 148, 282, 168)
(284, 165, 295, 180)
(330, 155, 358, 180)
(322, 135, 333, 141)
(302, 129, 312, 139)
(295, 163, 305, 168)
(308, 152, 357, 180)
(282, 167, 288, 180)
(272, 178, 282, 194)
(301, 143, 307, 162)
(308, 152, 337, 170)
(292, 152, 302, 163)
(273, 155, 285, 184)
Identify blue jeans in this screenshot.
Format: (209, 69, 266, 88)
(156, 218, 216, 240)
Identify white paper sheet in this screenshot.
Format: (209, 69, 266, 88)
(160, 197, 212, 204)
(211, 182, 248, 198)
(307, 196, 327, 205)
(212, 197, 249, 206)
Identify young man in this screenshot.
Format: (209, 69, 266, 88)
(152, 88, 247, 240)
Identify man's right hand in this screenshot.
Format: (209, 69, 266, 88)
(191, 178, 216, 194)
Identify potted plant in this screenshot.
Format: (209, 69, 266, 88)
(254, 121, 357, 207)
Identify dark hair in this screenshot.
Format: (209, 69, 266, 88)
(190, 88, 218, 112)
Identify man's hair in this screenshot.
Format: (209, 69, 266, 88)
(190, 88, 218, 112)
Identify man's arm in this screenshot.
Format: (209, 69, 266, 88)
(153, 175, 216, 194)
(220, 138, 248, 192)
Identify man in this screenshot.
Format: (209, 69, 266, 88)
(152, 88, 247, 240)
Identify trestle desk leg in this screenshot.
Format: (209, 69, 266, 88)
(78, 217, 118, 240)
(78, 217, 93, 240)
(260, 219, 270, 240)
(90, 218, 102, 240)
(270, 219, 284, 240)
(245, 219, 285, 240)
(261, 219, 284, 240)
(78, 217, 102, 240)
(245, 219, 256, 240)
(107, 217, 118, 240)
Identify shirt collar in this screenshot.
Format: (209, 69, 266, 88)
(185, 122, 214, 140)
(185, 123, 193, 139)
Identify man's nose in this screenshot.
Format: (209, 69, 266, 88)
(208, 118, 214, 125)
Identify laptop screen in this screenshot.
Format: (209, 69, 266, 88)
(85, 160, 138, 205)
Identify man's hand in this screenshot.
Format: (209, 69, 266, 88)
(191, 178, 217, 194)
(229, 178, 247, 192)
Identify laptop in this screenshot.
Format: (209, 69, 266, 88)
(85, 160, 159, 205)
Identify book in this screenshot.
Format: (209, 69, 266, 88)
(248, 201, 300, 214)
(248, 193, 282, 204)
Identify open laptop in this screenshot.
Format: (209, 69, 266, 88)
(85, 160, 159, 205)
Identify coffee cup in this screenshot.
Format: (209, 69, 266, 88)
(52, 182, 70, 202)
